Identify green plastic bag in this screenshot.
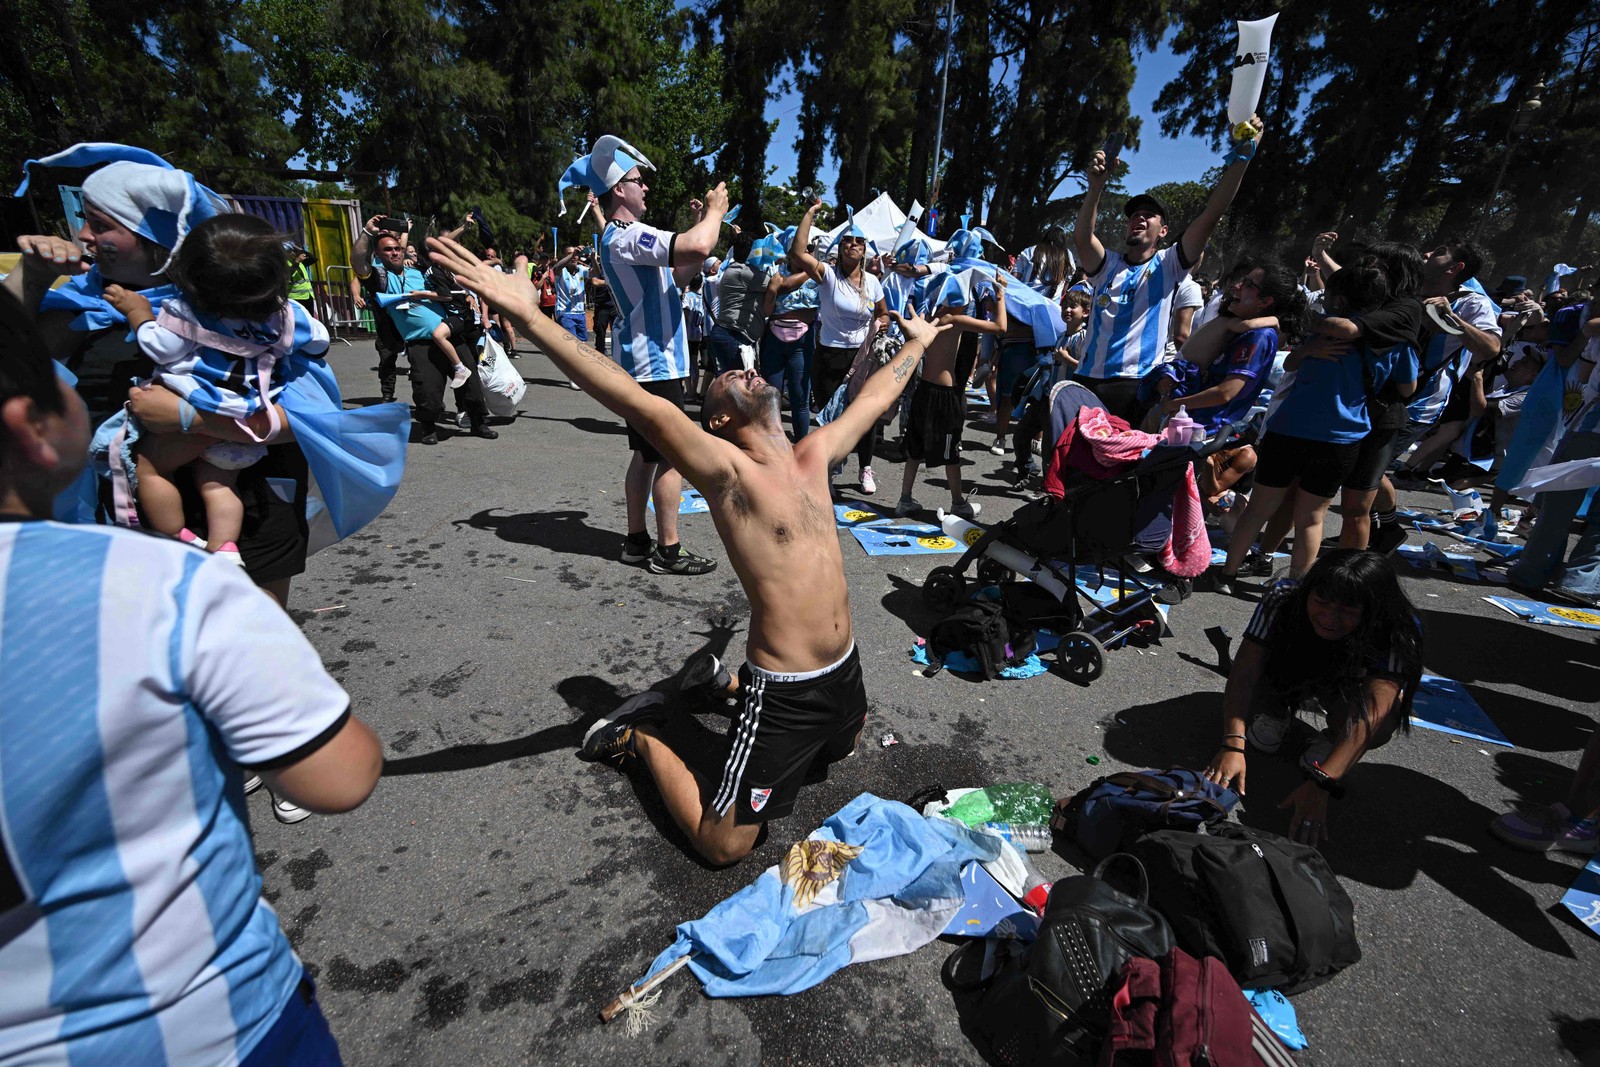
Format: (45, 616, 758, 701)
(940, 783, 1054, 828)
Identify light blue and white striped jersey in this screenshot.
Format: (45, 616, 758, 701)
(135, 300, 329, 419)
(0, 521, 352, 1065)
(555, 266, 588, 317)
(1077, 243, 1192, 380)
(600, 221, 690, 382)
(1407, 291, 1502, 426)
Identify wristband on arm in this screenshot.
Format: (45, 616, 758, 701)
(1224, 141, 1257, 166)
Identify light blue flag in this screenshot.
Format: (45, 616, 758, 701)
(940, 265, 1067, 349)
(278, 357, 409, 547)
(1497, 353, 1567, 492)
(38, 269, 179, 332)
(1546, 263, 1579, 294)
(635, 794, 1000, 999)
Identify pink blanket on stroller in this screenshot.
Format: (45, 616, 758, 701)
(1045, 407, 1211, 578)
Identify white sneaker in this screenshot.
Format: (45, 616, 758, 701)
(988, 440, 1006, 456)
(272, 796, 312, 824)
(1123, 553, 1154, 575)
(951, 498, 982, 520)
(860, 466, 877, 495)
(450, 363, 472, 388)
(895, 496, 920, 517)
(1247, 714, 1291, 754)
(243, 775, 263, 795)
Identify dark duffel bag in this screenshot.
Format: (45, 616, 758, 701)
(945, 855, 1173, 1066)
(1053, 769, 1239, 860)
(1129, 822, 1360, 994)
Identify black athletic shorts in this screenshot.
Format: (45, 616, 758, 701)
(713, 646, 869, 825)
(1253, 431, 1361, 499)
(1344, 427, 1402, 493)
(1074, 375, 1144, 425)
(626, 378, 686, 462)
(1439, 381, 1472, 426)
(906, 381, 965, 466)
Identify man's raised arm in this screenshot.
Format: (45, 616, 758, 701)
(1074, 152, 1110, 277)
(808, 309, 949, 467)
(427, 236, 736, 485)
(1180, 117, 1264, 267)
(670, 183, 729, 287)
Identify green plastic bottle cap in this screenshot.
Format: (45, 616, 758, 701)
(1086, 756, 1101, 765)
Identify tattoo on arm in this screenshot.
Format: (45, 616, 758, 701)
(891, 343, 923, 383)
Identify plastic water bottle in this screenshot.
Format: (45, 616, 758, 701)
(1163, 406, 1197, 446)
(982, 822, 1053, 852)
(1017, 854, 1053, 916)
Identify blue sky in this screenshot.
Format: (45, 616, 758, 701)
(761, 28, 1218, 208)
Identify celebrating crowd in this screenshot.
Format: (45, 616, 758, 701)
(2, 110, 1598, 1065)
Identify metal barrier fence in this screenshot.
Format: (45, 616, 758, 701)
(319, 266, 373, 347)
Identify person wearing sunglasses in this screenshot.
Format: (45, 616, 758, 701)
(558, 135, 730, 575)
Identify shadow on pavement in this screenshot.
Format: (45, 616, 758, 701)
(1418, 607, 1600, 705)
(523, 414, 627, 436)
(1102, 694, 1587, 958)
(455, 507, 620, 561)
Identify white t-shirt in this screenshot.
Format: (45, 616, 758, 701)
(1408, 291, 1503, 425)
(1165, 276, 1205, 359)
(1191, 289, 1227, 334)
(0, 521, 352, 1064)
(815, 262, 885, 349)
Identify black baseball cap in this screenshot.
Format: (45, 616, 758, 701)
(1123, 193, 1171, 220)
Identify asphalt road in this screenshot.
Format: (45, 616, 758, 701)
(253, 337, 1600, 1066)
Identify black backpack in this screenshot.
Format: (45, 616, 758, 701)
(926, 599, 1036, 680)
(1053, 769, 1239, 860)
(945, 855, 1174, 1066)
(1129, 822, 1360, 993)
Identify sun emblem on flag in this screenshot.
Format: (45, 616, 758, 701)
(781, 839, 864, 910)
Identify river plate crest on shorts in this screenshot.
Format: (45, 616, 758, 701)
(782, 839, 865, 909)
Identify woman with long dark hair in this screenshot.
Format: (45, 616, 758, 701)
(790, 197, 889, 494)
(1202, 550, 1424, 845)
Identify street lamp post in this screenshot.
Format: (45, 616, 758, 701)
(928, 0, 955, 211)
(1475, 80, 1544, 239)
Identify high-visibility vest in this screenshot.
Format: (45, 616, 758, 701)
(289, 261, 314, 301)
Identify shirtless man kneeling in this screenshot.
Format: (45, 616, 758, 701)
(428, 234, 948, 865)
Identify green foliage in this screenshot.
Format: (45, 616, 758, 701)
(1154, 0, 1600, 279)
(4, 0, 1595, 283)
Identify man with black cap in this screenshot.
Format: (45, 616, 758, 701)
(1072, 116, 1264, 423)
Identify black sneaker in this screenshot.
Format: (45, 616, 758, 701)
(648, 545, 717, 575)
(620, 536, 653, 566)
(578, 692, 669, 763)
(1370, 523, 1408, 556)
(1203, 567, 1238, 596)
(681, 651, 734, 699)
(419, 431, 439, 446)
(468, 422, 499, 440)
(1241, 552, 1275, 578)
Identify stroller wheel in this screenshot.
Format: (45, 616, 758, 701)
(924, 566, 967, 612)
(1056, 631, 1106, 682)
(977, 558, 1012, 585)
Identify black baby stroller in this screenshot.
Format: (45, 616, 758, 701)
(922, 382, 1238, 681)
